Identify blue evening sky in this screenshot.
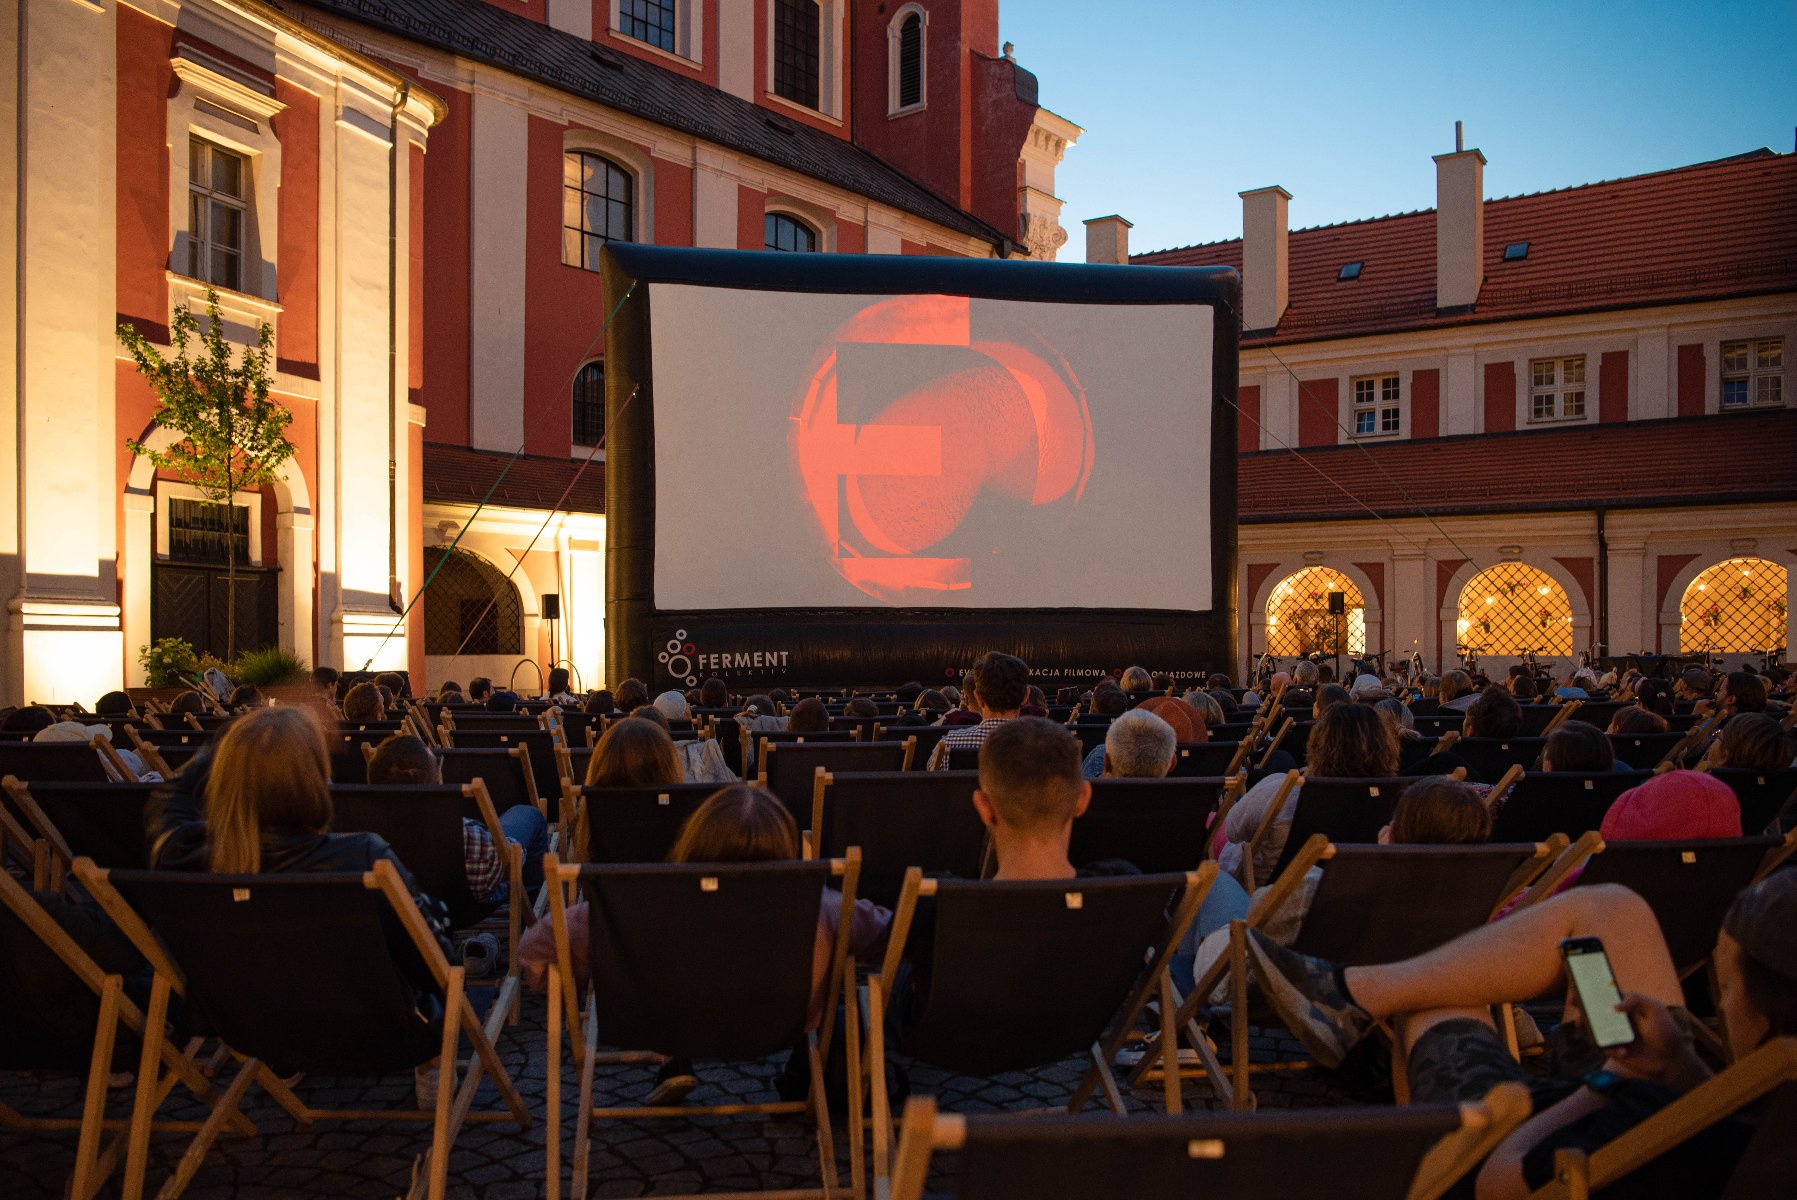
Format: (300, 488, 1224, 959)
(1005, 1, 1797, 259)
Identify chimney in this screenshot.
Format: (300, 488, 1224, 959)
(1083, 215, 1132, 265)
(1434, 146, 1486, 310)
(1238, 186, 1290, 332)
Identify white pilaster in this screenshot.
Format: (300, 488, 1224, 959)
(1443, 349, 1477, 436)
(469, 87, 528, 450)
(694, 149, 739, 249)
(718, 0, 754, 101)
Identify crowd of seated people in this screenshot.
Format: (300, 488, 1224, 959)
(4, 649, 1795, 1197)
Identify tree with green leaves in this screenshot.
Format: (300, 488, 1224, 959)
(119, 289, 295, 660)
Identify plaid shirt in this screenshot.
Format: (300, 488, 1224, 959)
(928, 717, 1010, 769)
(462, 819, 507, 901)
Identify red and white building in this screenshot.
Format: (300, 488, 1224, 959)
(2, 0, 1079, 705)
(1112, 145, 1797, 680)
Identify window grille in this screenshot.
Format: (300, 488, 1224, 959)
(1352, 374, 1401, 437)
(1265, 567, 1366, 658)
(563, 152, 634, 272)
(166, 498, 250, 566)
(1679, 557, 1787, 655)
(619, 0, 676, 51)
(188, 137, 246, 292)
(1528, 356, 1586, 422)
(573, 361, 606, 447)
(764, 212, 817, 253)
(422, 547, 523, 657)
(1457, 563, 1573, 657)
(774, 0, 821, 109)
(1720, 338, 1783, 409)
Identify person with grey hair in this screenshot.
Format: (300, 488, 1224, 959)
(1183, 690, 1227, 730)
(1374, 696, 1417, 737)
(1100, 708, 1178, 779)
(1118, 665, 1154, 694)
(1292, 661, 1319, 687)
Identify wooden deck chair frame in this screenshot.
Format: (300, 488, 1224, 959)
(123, 726, 177, 779)
(889, 1084, 1530, 1200)
(863, 865, 1217, 1195)
(0, 870, 256, 1200)
(541, 850, 864, 1200)
(1526, 1037, 1797, 1199)
(72, 857, 531, 1200)
(3, 777, 160, 890)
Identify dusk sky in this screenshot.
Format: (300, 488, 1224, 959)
(1008, 0, 1797, 259)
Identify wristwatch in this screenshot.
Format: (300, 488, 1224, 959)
(1582, 1068, 1624, 1095)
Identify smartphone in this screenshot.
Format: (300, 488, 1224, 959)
(1561, 937, 1636, 1048)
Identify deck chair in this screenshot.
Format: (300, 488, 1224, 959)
(3, 779, 156, 877)
(1450, 737, 1549, 784)
(328, 783, 527, 1012)
(1487, 771, 1639, 843)
(75, 859, 531, 1200)
(1398, 735, 1445, 772)
(1170, 741, 1243, 777)
(542, 854, 863, 1200)
(1609, 732, 1686, 770)
(1526, 1038, 1797, 1200)
(565, 781, 722, 864)
(0, 870, 253, 1200)
(864, 867, 1216, 1192)
(1252, 775, 1412, 889)
(759, 738, 915, 822)
(1412, 713, 1464, 738)
(889, 1084, 1530, 1200)
(439, 711, 540, 733)
(874, 723, 951, 768)
(1070, 722, 1112, 756)
(440, 728, 564, 808)
(831, 715, 882, 741)
(809, 769, 985, 907)
(1069, 777, 1236, 875)
(435, 745, 541, 817)
(1708, 767, 1797, 833)
(1150, 839, 1554, 1110)
(0, 741, 118, 784)
(945, 745, 983, 771)
(1563, 701, 1628, 730)
(1565, 833, 1797, 979)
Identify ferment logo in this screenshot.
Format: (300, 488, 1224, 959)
(658, 629, 793, 687)
(790, 295, 1094, 603)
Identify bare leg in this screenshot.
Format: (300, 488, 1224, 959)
(1346, 884, 1682, 1021)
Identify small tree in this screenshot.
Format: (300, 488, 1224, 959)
(120, 290, 295, 660)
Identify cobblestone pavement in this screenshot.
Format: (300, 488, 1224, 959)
(2, 995, 1360, 1198)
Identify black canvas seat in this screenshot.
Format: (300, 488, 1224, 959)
(830, 715, 882, 740)
(1449, 736, 1548, 783)
(1397, 735, 1444, 771)
(1170, 741, 1242, 777)
(0, 743, 114, 783)
(758, 738, 916, 822)
(4, 779, 156, 872)
(544, 855, 862, 1200)
(1488, 771, 1640, 842)
(888, 1086, 1527, 1200)
(810, 770, 985, 906)
(1608, 731, 1686, 770)
(569, 781, 724, 864)
(1708, 767, 1797, 833)
(1260, 775, 1412, 885)
(1411, 713, 1464, 738)
(77, 859, 530, 1200)
(435, 745, 540, 816)
(441, 728, 564, 803)
(1070, 777, 1232, 875)
(440, 711, 541, 733)
(864, 868, 1215, 1189)
(882, 723, 951, 766)
(127, 727, 209, 749)
(946, 745, 983, 771)
(1563, 701, 1629, 730)
(1070, 722, 1112, 756)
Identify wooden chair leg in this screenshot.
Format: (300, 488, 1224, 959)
(154, 1061, 259, 1200)
(121, 973, 172, 1200)
(546, 965, 563, 1200)
(867, 982, 893, 1199)
(844, 967, 865, 1200)
(571, 1003, 598, 1200)
(426, 967, 463, 1200)
(1228, 921, 1254, 1112)
(70, 975, 124, 1200)
(804, 1035, 840, 1198)
(1159, 972, 1182, 1115)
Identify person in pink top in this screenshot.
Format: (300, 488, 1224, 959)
(518, 783, 890, 1105)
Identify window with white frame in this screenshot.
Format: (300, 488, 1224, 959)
(1529, 355, 1586, 422)
(619, 0, 676, 52)
(563, 152, 634, 271)
(774, 0, 822, 110)
(1720, 338, 1783, 408)
(187, 137, 247, 293)
(1351, 373, 1401, 437)
(889, 7, 925, 113)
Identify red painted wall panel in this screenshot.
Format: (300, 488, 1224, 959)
(115, 6, 171, 333)
(1599, 350, 1629, 423)
(1483, 361, 1516, 433)
(420, 84, 472, 445)
(1236, 384, 1261, 453)
(1409, 368, 1439, 440)
(1296, 378, 1337, 448)
(738, 185, 766, 249)
(274, 81, 320, 378)
(901, 239, 928, 255)
(1654, 553, 1699, 652)
(1552, 556, 1595, 616)
(837, 221, 866, 254)
(1676, 344, 1706, 416)
(523, 114, 610, 457)
(1351, 561, 1385, 611)
(852, 0, 968, 208)
(653, 157, 694, 246)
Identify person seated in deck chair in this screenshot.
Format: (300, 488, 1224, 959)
(520, 783, 891, 1105)
(1439, 669, 1480, 713)
(1541, 721, 1622, 773)
(1248, 866, 1797, 1200)
(545, 667, 580, 707)
(929, 651, 1030, 769)
(1704, 713, 1794, 775)
(650, 689, 735, 784)
(1609, 705, 1670, 735)
(340, 681, 385, 725)
(366, 734, 549, 903)
(35, 718, 162, 782)
(1085, 707, 1180, 780)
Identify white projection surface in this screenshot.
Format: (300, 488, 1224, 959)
(650, 284, 1214, 611)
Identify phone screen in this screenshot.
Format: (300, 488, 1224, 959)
(1564, 942, 1636, 1048)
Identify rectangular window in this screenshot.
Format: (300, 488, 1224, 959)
(187, 137, 246, 292)
(167, 497, 250, 566)
(1720, 337, 1784, 408)
(774, 0, 821, 110)
(1351, 373, 1401, 437)
(619, 0, 676, 52)
(1528, 355, 1586, 422)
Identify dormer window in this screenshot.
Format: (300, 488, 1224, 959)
(1503, 241, 1531, 261)
(1337, 261, 1363, 281)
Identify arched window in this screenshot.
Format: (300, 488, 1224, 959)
(765, 211, 817, 253)
(563, 151, 633, 271)
(773, 0, 821, 110)
(1679, 557, 1787, 655)
(1456, 563, 1572, 657)
(422, 547, 523, 657)
(892, 9, 924, 112)
(1265, 567, 1365, 658)
(572, 360, 605, 447)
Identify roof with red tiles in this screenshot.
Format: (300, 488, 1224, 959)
(1136, 150, 1797, 345)
(422, 442, 604, 514)
(1239, 408, 1797, 523)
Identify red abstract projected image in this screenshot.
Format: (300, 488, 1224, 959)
(791, 295, 1094, 603)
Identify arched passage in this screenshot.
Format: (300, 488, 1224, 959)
(1264, 566, 1366, 659)
(1456, 563, 1573, 658)
(1678, 557, 1787, 655)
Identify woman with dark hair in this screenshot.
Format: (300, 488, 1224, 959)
(1705, 713, 1794, 774)
(1542, 721, 1617, 773)
(584, 717, 683, 789)
(785, 697, 830, 733)
(546, 666, 579, 707)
